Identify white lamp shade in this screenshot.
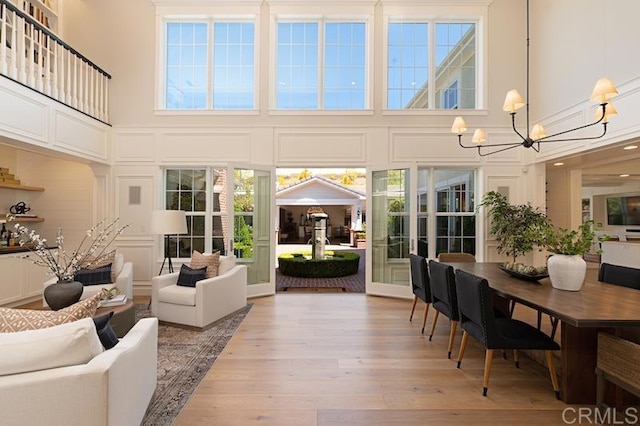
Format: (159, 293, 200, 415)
(471, 128, 486, 144)
(590, 77, 618, 103)
(150, 210, 188, 235)
(503, 89, 525, 112)
(451, 116, 467, 134)
(530, 123, 547, 140)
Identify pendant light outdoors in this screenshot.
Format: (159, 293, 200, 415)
(453, 0, 619, 157)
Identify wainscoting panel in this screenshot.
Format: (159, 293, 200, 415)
(160, 132, 252, 162)
(114, 132, 157, 162)
(390, 131, 479, 163)
(117, 242, 154, 289)
(0, 82, 47, 142)
(115, 175, 155, 237)
(54, 110, 109, 161)
(275, 130, 366, 164)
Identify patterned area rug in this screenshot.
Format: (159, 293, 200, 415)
(137, 303, 252, 425)
(276, 248, 365, 292)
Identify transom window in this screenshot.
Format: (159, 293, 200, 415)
(164, 20, 255, 110)
(276, 20, 367, 109)
(387, 21, 476, 109)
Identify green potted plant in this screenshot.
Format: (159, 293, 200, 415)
(544, 220, 600, 291)
(479, 191, 550, 276)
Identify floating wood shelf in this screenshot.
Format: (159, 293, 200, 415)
(0, 182, 45, 191)
(12, 217, 45, 222)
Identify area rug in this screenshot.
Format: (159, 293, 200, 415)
(137, 303, 252, 425)
(276, 248, 365, 293)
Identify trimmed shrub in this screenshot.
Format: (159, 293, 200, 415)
(278, 251, 360, 278)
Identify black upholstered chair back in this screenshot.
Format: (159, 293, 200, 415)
(454, 269, 498, 348)
(409, 254, 431, 303)
(598, 263, 640, 290)
(428, 260, 459, 321)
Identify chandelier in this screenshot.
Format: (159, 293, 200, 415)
(452, 0, 618, 157)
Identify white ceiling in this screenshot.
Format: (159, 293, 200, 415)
(546, 140, 640, 188)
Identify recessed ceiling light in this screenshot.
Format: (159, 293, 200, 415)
(620, 174, 630, 177)
(553, 162, 564, 166)
(623, 145, 638, 150)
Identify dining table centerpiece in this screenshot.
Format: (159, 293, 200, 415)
(9, 217, 128, 310)
(479, 191, 550, 280)
(543, 220, 600, 291)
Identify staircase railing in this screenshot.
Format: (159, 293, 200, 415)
(0, 0, 110, 124)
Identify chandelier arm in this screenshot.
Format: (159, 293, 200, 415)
(510, 112, 528, 142)
(535, 104, 607, 143)
(477, 143, 524, 157)
(533, 123, 608, 144)
(458, 137, 525, 149)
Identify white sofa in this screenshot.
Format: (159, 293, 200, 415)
(0, 317, 158, 426)
(151, 258, 247, 329)
(43, 254, 134, 308)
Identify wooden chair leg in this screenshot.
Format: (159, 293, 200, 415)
(428, 310, 440, 340)
(483, 349, 494, 396)
(513, 349, 520, 368)
(596, 368, 606, 409)
(550, 317, 559, 340)
(537, 311, 542, 330)
(421, 303, 430, 334)
(409, 296, 418, 322)
(456, 331, 469, 368)
(545, 350, 561, 400)
(447, 320, 458, 359)
(509, 300, 516, 317)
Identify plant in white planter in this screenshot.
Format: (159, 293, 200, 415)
(544, 220, 599, 291)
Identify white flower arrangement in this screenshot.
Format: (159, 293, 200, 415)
(9, 217, 129, 282)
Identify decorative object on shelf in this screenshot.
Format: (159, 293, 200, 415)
(150, 210, 188, 275)
(544, 220, 603, 291)
(9, 217, 129, 309)
(452, 0, 618, 156)
(9, 201, 30, 215)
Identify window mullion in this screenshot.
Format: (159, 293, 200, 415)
(428, 20, 435, 110)
(208, 20, 214, 109)
(318, 19, 324, 109)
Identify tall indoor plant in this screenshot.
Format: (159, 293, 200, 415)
(544, 220, 599, 291)
(479, 191, 550, 271)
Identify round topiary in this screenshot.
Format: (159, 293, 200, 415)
(278, 251, 360, 278)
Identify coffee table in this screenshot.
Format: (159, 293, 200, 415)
(94, 299, 135, 337)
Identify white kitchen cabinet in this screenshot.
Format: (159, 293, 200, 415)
(0, 253, 49, 306)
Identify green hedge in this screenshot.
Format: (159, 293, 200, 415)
(278, 251, 360, 278)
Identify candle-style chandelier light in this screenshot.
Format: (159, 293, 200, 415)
(452, 0, 618, 157)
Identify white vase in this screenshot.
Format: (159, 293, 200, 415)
(547, 254, 587, 291)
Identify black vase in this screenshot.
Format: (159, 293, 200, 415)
(44, 280, 84, 310)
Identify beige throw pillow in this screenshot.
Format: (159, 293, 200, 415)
(190, 250, 220, 279)
(0, 293, 101, 333)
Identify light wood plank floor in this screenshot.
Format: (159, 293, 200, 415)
(174, 293, 577, 426)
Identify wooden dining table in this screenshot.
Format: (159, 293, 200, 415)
(445, 262, 640, 405)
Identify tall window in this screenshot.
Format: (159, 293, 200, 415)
(387, 21, 476, 109)
(164, 21, 255, 110)
(434, 169, 476, 256)
(164, 168, 229, 258)
(276, 20, 366, 109)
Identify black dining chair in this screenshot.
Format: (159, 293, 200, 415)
(409, 254, 431, 334)
(598, 263, 640, 290)
(427, 260, 459, 358)
(454, 269, 561, 399)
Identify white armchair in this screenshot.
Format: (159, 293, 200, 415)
(43, 254, 133, 308)
(151, 260, 247, 329)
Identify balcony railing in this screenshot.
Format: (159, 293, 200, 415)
(0, 0, 110, 124)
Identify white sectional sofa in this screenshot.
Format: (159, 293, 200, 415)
(0, 317, 158, 426)
(151, 256, 247, 329)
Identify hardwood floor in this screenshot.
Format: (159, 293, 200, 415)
(174, 294, 574, 425)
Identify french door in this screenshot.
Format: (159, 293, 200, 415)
(230, 166, 275, 297)
(366, 165, 416, 298)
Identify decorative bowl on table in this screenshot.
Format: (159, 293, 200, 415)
(498, 262, 549, 282)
